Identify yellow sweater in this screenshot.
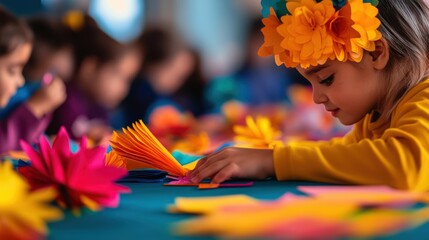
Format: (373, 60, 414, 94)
(274, 79, 429, 191)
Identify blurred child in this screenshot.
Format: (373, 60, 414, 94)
(23, 16, 74, 81)
(118, 27, 207, 128)
(0, 16, 72, 121)
(47, 14, 141, 145)
(0, 7, 66, 153)
(191, 0, 429, 191)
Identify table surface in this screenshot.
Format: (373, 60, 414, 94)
(48, 180, 429, 240)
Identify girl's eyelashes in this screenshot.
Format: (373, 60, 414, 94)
(319, 74, 334, 86)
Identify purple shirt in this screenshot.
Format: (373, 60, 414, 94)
(47, 84, 109, 140)
(0, 104, 51, 153)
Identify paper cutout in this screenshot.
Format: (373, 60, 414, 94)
(110, 120, 188, 177)
(347, 209, 410, 237)
(173, 198, 357, 238)
(168, 195, 260, 214)
(298, 186, 429, 207)
(0, 161, 63, 239)
(19, 127, 130, 211)
(171, 188, 429, 238)
(264, 218, 350, 239)
(166, 175, 193, 185)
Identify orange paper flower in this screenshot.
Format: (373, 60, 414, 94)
(259, 0, 382, 68)
(278, 0, 336, 68)
(258, 8, 293, 67)
(110, 120, 188, 177)
(347, 0, 382, 62)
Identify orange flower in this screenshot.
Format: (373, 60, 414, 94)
(258, 8, 292, 67)
(326, 3, 360, 62)
(347, 0, 382, 62)
(278, 0, 336, 68)
(170, 132, 210, 155)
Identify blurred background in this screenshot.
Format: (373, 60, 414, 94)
(2, 0, 262, 76)
(0, 0, 350, 152)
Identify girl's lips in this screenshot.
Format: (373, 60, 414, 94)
(327, 108, 340, 117)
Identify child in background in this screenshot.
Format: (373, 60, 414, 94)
(117, 27, 206, 128)
(47, 14, 141, 145)
(23, 16, 74, 81)
(0, 16, 71, 121)
(0, 7, 66, 153)
(190, 0, 429, 191)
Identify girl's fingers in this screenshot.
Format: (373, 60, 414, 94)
(191, 158, 229, 183)
(190, 149, 228, 179)
(211, 164, 237, 184)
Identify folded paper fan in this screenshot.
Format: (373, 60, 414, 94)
(110, 120, 188, 177)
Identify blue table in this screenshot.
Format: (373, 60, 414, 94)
(48, 181, 429, 240)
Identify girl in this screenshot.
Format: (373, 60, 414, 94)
(190, 0, 429, 191)
(47, 14, 141, 145)
(0, 7, 66, 153)
(23, 16, 74, 82)
(0, 16, 71, 121)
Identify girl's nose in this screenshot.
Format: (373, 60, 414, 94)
(312, 89, 328, 104)
(17, 75, 25, 87)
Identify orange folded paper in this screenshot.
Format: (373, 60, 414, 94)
(110, 120, 188, 177)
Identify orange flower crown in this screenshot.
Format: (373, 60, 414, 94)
(258, 0, 382, 68)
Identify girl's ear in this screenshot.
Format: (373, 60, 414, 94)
(370, 38, 390, 70)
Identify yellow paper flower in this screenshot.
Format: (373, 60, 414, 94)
(0, 161, 62, 239)
(347, 0, 382, 62)
(278, 0, 336, 68)
(233, 116, 282, 148)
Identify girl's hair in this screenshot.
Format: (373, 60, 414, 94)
(72, 14, 139, 76)
(377, 0, 429, 124)
(0, 6, 33, 57)
(137, 27, 183, 72)
(23, 16, 72, 78)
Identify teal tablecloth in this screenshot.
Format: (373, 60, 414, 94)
(48, 181, 429, 240)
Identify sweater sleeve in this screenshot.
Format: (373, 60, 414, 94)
(0, 104, 51, 153)
(273, 84, 429, 191)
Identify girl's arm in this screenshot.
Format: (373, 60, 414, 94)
(275, 84, 429, 191)
(191, 83, 429, 191)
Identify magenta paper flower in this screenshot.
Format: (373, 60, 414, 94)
(19, 127, 130, 211)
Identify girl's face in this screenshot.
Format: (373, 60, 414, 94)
(93, 52, 141, 109)
(150, 49, 195, 95)
(50, 47, 74, 81)
(297, 52, 385, 125)
(0, 43, 32, 107)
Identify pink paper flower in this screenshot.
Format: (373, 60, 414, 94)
(19, 127, 130, 211)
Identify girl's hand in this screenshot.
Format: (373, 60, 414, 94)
(27, 77, 66, 118)
(189, 147, 275, 184)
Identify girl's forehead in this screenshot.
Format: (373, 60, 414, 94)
(1, 43, 32, 63)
